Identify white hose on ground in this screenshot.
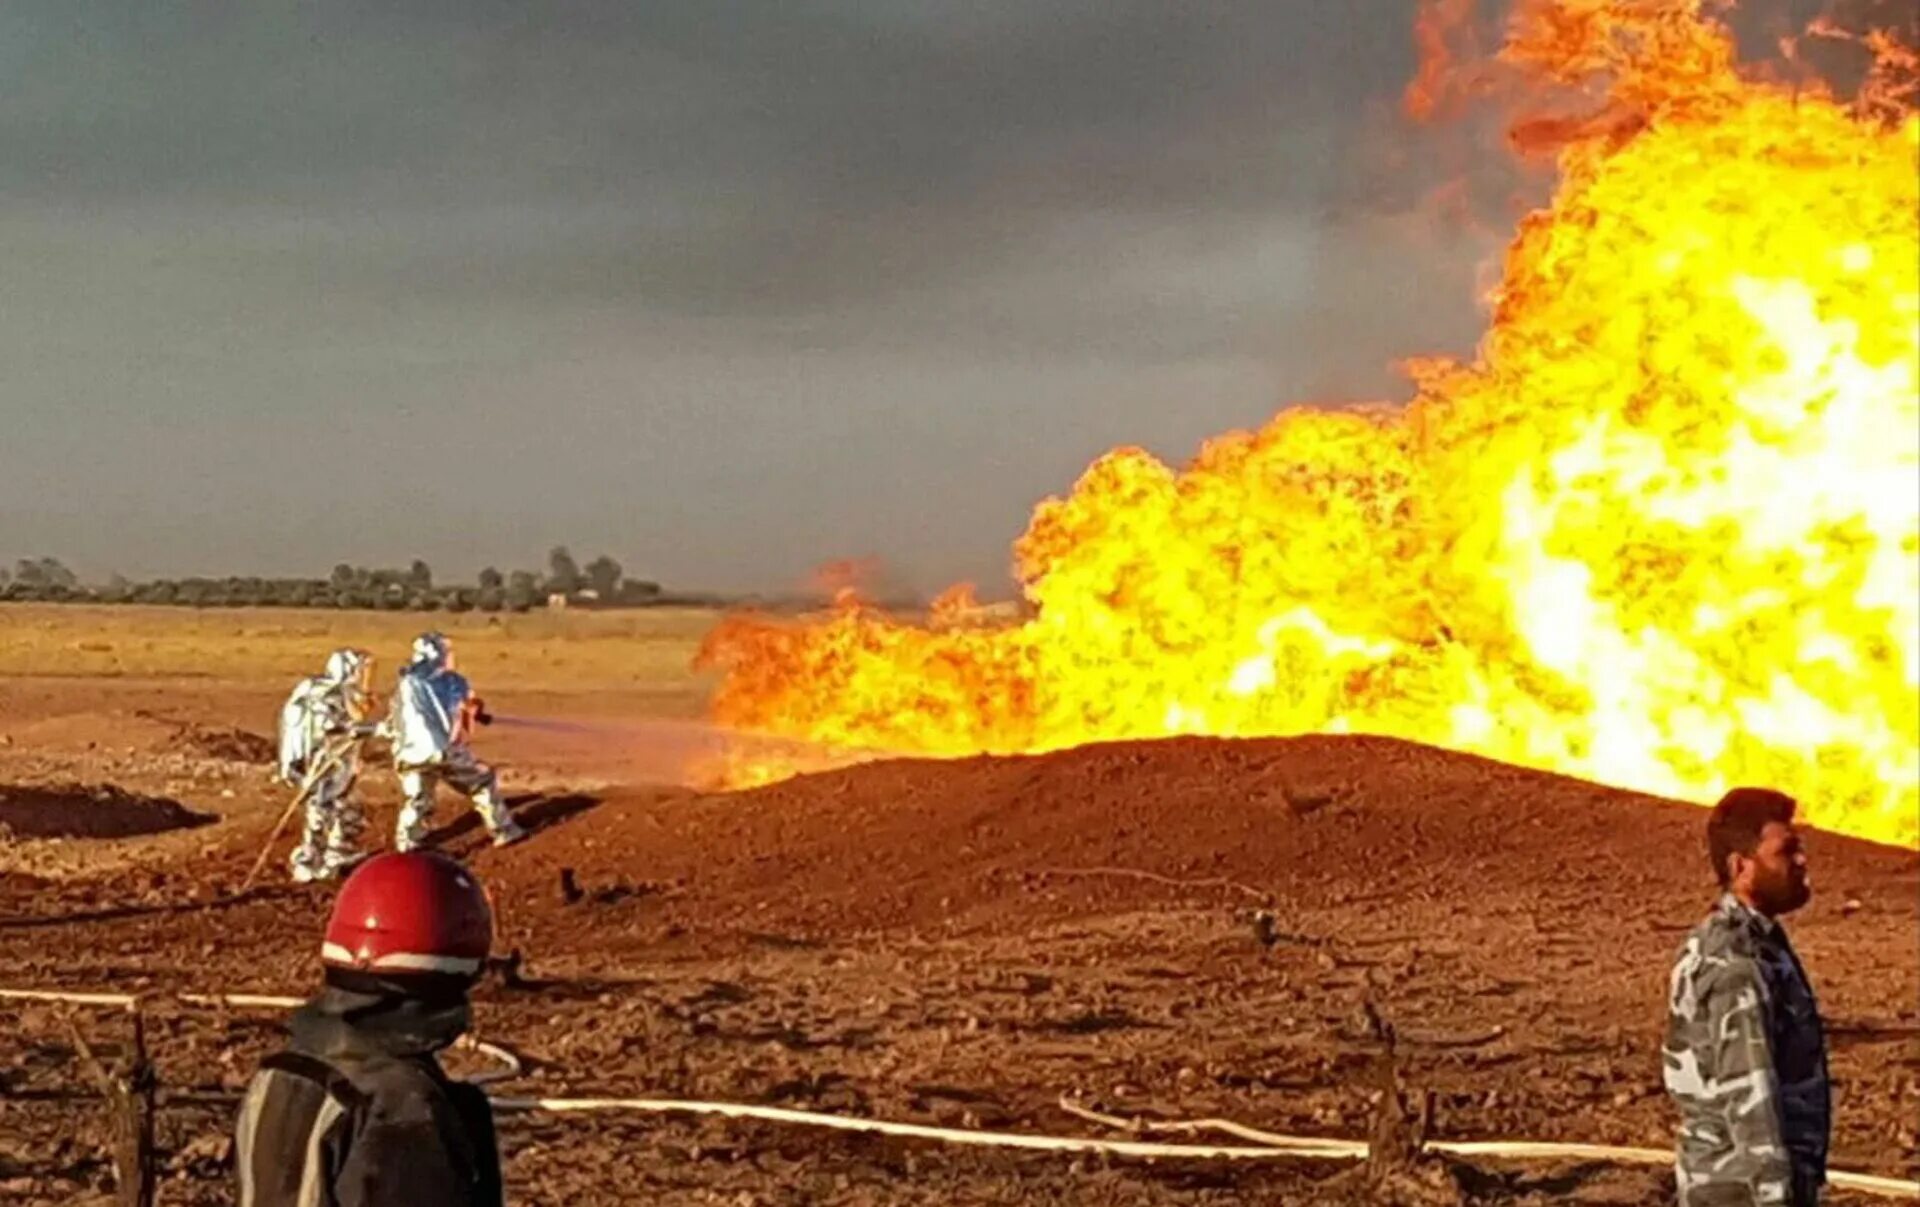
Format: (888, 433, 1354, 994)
(1055, 1096, 1918, 1197)
(4, 986, 1914, 1199)
(488, 1095, 1917, 1198)
(488, 1094, 1359, 1160)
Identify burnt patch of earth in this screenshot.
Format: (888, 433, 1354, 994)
(0, 784, 215, 841)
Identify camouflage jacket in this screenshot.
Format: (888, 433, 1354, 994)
(1663, 893, 1831, 1206)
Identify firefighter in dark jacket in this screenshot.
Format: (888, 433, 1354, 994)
(234, 850, 505, 1207)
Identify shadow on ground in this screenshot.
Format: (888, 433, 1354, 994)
(0, 785, 215, 841)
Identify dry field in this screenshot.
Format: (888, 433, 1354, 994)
(0, 604, 1915, 1205)
(0, 602, 718, 695)
(0, 604, 718, 877)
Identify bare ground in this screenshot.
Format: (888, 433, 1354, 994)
(0, 608, 1915, 1205)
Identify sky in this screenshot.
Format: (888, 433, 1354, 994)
(0, 1, 1508, 596)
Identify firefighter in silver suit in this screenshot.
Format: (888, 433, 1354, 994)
(387, 632, 525, 851)
(277, 649, 378, 883)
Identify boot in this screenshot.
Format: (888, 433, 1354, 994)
(475, 790, 526, 848)
(489, 816, 528, 848)
(289, 847, 328, 884)
(395, 803, 432, 852)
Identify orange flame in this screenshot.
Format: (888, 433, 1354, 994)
(698, 2, 1920, 847)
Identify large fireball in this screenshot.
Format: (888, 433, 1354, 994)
(698, 2, 1920, 847)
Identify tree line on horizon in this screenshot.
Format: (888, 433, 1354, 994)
(0, 547, 719, 612)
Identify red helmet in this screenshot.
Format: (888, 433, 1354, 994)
(321, 852, 493, 978)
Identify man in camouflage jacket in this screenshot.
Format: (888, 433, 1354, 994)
(1663, 788, 1830, 1206)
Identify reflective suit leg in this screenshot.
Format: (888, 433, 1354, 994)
(288, 775, 330, 882)
(396, 765, 439, 852)
(442, 748, 525, 846)
(320, 767, 365, 875)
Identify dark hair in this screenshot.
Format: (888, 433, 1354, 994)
(1706, 788, 1797, 888)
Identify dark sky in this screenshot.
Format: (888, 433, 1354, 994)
(0, 1, 1498, 594)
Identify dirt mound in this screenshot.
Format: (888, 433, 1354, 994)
(494, 734, 1913, 950)
(180, 725, 276, 764)
(0, 785, 215, 841)
(131, 711, 277, 764)
(2, 735, 1915, 1205)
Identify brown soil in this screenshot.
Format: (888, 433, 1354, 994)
(131, 712, 278, 766)
(2, 734, 1916, 1205)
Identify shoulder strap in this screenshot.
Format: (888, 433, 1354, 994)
(269, 1050, 497, 1199)
(261, 1051, 373, 1115)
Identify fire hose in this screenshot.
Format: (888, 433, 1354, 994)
(240, 732, 367, 892)
(3, 988, 1914, 1198)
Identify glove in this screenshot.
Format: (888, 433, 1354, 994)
(472, 698, 494, 727)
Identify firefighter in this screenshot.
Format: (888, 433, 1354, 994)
(388, 632, 525, 850)
(233, 851, 505, 1206)
(276, 649, 378, 882)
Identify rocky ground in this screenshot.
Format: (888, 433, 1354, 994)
(2, 695, 1915, 1206)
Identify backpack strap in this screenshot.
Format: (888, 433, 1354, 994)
(261, 1051, 374, 1115)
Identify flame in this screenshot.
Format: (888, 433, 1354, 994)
(697, 2, 1920, 847)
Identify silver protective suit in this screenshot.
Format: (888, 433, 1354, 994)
(276, 649, 374, 882)
(387, 633, 524, 850)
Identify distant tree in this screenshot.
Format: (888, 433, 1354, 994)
(476, 586, 505, 613)
(143, 581, 178, 605)
(545, 546, 582, 596)
(334, 590, 362, 610)
(37, 558, 77, 589)
(478, 566, 504, 591)
(363, 576, 405, 607)
(505, 571, 539, 613)
(13, 559, 45, 586)
(584, 554, 623, 600)
(444, 589, 475, 614)
(408, 559, 434, 591)
(331, 564, 356, 589)
(617, 579, 663, 605)
(0, 566, 10, 588)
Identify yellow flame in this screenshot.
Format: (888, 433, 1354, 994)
(698, 5, 1920, 846)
